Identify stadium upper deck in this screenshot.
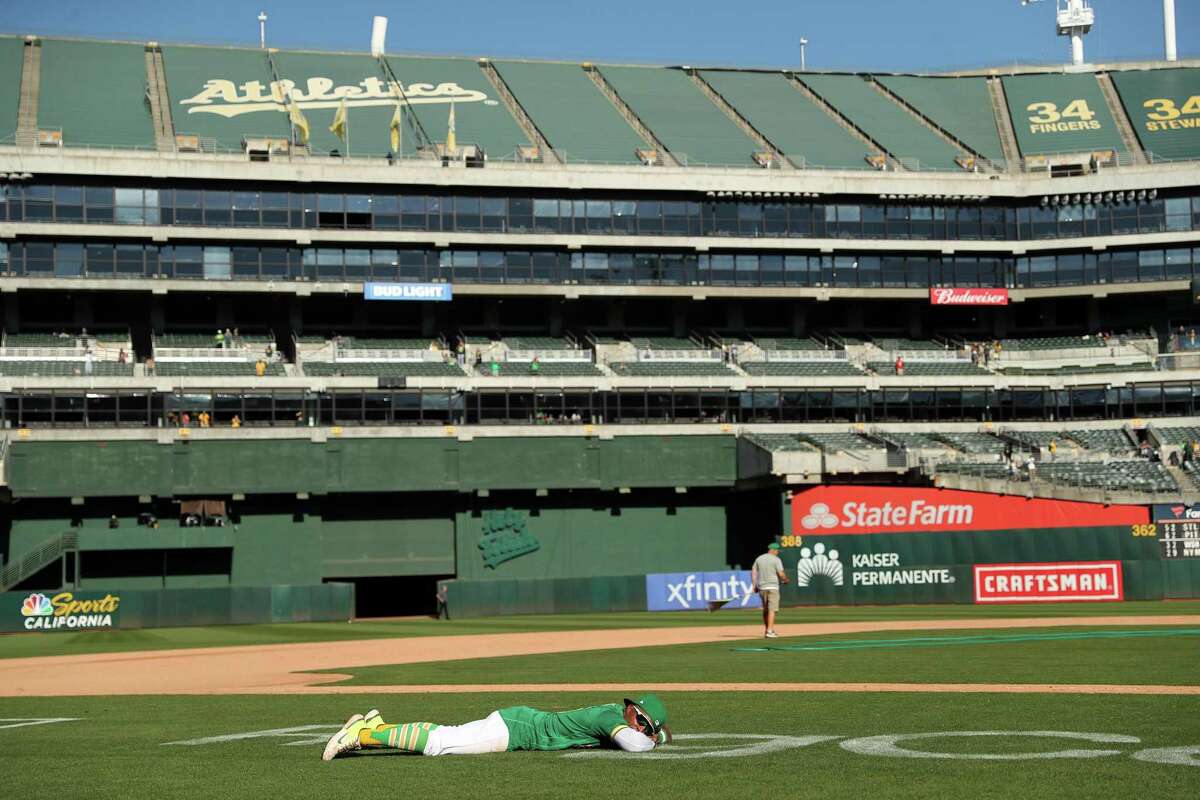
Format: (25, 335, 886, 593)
(0, 34, 1197, 178)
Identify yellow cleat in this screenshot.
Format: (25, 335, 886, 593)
(362, 709, 388, 730)
(322, 713, 368, 761)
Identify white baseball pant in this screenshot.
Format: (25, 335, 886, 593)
(423, 711, 510, 756)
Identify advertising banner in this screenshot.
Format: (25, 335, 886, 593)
(790, 486, 1148, 537)
(645, 570, 762, 611)
(974, 561, 1124, 603)
(4, 590, 121, 632)
(929, 288, 1009, 306)
(777, 486, 1169, 606)
(363, 282, 453, 302)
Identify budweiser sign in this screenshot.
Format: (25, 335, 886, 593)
(974, 561, 1123, 603)
(791, 486, 1147, 536)
(929, 288, 1009, 306)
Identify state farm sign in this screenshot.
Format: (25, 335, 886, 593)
(929, 287, 1009, 306)
(791, 486, 1147, 535)
(974, 561, 1124, 603)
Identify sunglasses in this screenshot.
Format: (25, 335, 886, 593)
(634, 711, 657, 735)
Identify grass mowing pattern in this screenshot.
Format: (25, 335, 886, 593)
(0, 693, 1195, 800)
(731, 628, 1200, 653)
(4, 600, 1199, 660)
(325, 625, 1200, 687)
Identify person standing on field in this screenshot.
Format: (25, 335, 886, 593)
(752, 540, 789, 639)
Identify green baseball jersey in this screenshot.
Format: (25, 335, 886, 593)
(498, 704, 629, 751)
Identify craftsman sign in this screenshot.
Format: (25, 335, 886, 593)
(973, 561, 1124, 604)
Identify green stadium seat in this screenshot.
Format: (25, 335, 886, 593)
(475, 361, 602, 377)
(155, 361, 285, 377)
(700, 71, 871, 170)
(1112, 68, 1200, 162)
(0, 37, 22, 143)
(162, 45, 287, 151)
(875, 76, 1006, 163)
(869, 361, 989, 376)
(740, 361, 863, 376)
(39, 40, 155, 148)
(384, 55, 531, 160)
(795, 74, 963, 170)
(934, 432, 1007, 454)
(0, 360, 134, 377)
(609, 362, 736, 377)
(598, 66, 759, 166)
(494, 61, 647, 164)
(303, 361, 466, 377)
(1001, 73, 1128, 159)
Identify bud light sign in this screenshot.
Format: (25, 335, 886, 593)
(645, 571, 761, 611)
(364, 282, 453, 301)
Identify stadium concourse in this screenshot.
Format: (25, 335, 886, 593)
(0, 34, 1199, 626)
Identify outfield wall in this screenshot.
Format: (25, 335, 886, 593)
(0, 583, 353, 632)
(778, 486, 1200, 605)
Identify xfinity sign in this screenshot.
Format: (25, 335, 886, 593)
(646, 571, 761, 611)
(364, 282, 453, 302)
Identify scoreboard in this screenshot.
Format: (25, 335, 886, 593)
(1151, 505, 1200, 559)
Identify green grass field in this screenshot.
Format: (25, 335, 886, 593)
(4, 599, 1198, 659)
(2, 603, 1198, 799)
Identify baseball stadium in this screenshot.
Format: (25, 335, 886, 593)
(0, 2, 1199, 796)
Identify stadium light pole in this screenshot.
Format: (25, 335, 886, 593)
(1020, 0, 1094, 66)
(1164, 0, 1177, 61)
(799, 37, 808, 71)
(257, 11, 267, 49)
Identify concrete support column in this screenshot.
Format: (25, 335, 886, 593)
(215, 297, 234, 329)
(672, 301, 687, 338)
(548, 301, 564, 337)
(420, 302, 436, 338)
(725, 302, 744, 332)
(149, 296, 165, 334)
(288, 296, 303, 337)
(606, 299, 624, 332)
(790, 302, 806, 336)
(74, 294, 95, 330)
(3, 292, 19, 332)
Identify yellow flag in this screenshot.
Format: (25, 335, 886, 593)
(446, 101, 456, 153)
(330, 98, 348, 143)
(389, 104, 402, 152)
(288, 103, 310, 145)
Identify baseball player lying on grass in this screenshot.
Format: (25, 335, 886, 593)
(322, 694, 671, 760)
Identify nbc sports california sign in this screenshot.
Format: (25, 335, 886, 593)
(16, 591, 120, 631)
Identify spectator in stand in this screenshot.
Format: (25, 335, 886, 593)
(1190, 328, 1197, 349)
(255, 360, 266, 378)
(181, 411, 191, 427)
(108, 514, 120, 529)
(1048, 439, 1058, 460)
(457, 340, 466, 366)
(118, 348, 127, 365)
(84, 349, 94, 376)
(490, 358, 500, 377)
(224, 328, 233, 349)
(198, 410, 211, 428)
(145, 356, 155, 376)
(231, 415, 242, 429)
(530, 356, 541, 376)
(894, 355, 905, 376)
(214, 329, 225, 348)
(731, 343, 739, 363)
(1025, 455, 1036, 477)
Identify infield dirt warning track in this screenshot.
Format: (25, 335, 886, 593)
(2, 615, 1199, 697)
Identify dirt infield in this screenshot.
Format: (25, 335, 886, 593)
(2, 614, 1198, 697)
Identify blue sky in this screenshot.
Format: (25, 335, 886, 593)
(0, 0, 1193, 71)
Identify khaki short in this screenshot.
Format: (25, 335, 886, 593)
(759, 588, 780, 612)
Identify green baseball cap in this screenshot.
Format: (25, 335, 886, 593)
(625, 693, 668, 734)
(767, 540, 781, 551)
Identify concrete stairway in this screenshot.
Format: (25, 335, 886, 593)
(986, 77, 1022, 173)
(15, 37, 41, 147)
(1095, 72, 1147, 165)
(144, 44, 176, 152)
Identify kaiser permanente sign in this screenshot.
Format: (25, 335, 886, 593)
(364, 283, 453, 302)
